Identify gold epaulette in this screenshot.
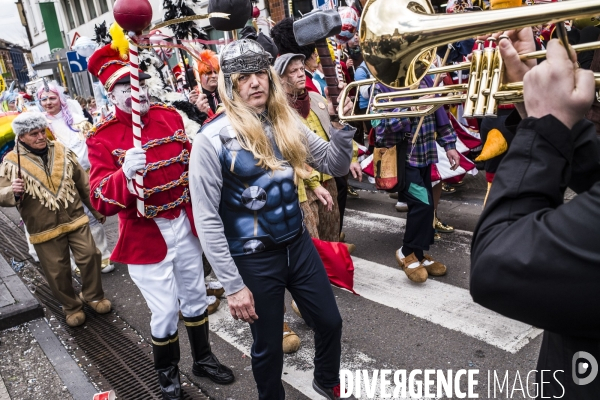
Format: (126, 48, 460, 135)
(87, 115, 117, 139)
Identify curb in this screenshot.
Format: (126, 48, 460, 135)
(29, 318, 98, 400)
(0, 256, 43, 330)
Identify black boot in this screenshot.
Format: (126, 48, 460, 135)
(152, 331, 183, 400)
(184, 312, 235, 384)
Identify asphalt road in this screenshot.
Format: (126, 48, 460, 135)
(93, 172, 542, 399)
(2, 172, 545, 399)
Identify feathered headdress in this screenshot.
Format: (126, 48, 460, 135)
(94, 21, 112, 45)
(163, 0, 209, 40)
(109, 22, 129, 60)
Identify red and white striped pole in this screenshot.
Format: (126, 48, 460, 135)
(335, 42, 344, 84)
(128, 32, 145, 218)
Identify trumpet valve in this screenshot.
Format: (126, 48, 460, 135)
(485, 48, 504, 117)
(463, 48, 484, 118)
(473, 45, 496, 117)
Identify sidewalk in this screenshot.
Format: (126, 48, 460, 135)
(0, 207, 98, 400)
(0, 322, 75, 399)
(0, 250, 43, 330)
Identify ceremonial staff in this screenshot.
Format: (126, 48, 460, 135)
(15, 139, 22, 205)
(113, 0, 153, 217)
(128, 35, 145, 217)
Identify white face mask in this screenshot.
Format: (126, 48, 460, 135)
(110, 82, 150, 115)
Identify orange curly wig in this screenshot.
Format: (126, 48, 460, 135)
(196, 49, 220, 75)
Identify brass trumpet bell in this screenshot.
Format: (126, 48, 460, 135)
(361, 0, 600, 88)
(338, 0, 600, 122)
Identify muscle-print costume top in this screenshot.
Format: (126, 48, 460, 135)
(189, 112, 355, 295)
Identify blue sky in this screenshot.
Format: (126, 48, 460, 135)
(0, 0, 30, 47)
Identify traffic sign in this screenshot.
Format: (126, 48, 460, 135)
(66, 51, 88, 73)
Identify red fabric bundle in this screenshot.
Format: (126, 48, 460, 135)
(311, 238, 359, 295)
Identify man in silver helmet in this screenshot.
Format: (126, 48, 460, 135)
(189, 39, 357, 400)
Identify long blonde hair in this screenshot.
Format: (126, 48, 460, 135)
(218, 67, 309, 180)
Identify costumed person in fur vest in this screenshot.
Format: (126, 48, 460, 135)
(275, 53, 361, 353)
(37, 81, 115, 275)
(271, 18, 357, 241)
(0, 112, 111, 327)
(271, 18, 321, 95)
(189, 39, 356, 400)
(86, 37, 234, 398)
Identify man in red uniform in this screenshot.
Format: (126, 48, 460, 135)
(87, 44, 234, 400)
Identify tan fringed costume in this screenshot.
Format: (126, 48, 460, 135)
(0, 140, 105, 315)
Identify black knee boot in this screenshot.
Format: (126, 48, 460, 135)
(184, 312, 235, 384)
(152, 331, 182, 400)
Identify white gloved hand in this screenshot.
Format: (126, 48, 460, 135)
(122, 147, 146, 179)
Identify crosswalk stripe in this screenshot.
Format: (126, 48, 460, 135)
(351, 256, 542, 353)
(344, 208, 542, 353)
(345, 208, 472, 236)
(208, 305, 317, 398)
(209, 300, 393, 399)
(206, 207, 541, 398)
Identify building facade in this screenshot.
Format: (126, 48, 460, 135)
(0, 39, 32, 89)
(9, 46, 31, 86)
(16, 0, 368, 96)
(18, 0, 273, 96)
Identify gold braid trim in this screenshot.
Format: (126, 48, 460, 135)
(183, 317, 207, 327)
(151, 334, 179, 346)
(28, 214, 89, 244)
(0, 145, 79, 211)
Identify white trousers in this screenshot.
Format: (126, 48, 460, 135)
(24, 226, 40, 262)
(69, 205, 111, 271)
(128, 210, 207, 338)
(84, 204, 111, 260)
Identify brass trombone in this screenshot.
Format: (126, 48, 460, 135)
(338, 0, 600, 122)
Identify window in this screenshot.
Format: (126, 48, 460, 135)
(291, 0, 312, 18)
(63, 0, 76, 30)
(73, 0, 85, 24)
(99, 0, 108, 14)
(24, 0, 40, 35)
(86, 0, 97, 19)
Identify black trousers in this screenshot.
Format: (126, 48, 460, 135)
(233, 230, 343, 400)
(335, 176, 348, 234)
(399, 164, 434, 251)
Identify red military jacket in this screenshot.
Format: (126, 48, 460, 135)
(87, 104, 197, 264)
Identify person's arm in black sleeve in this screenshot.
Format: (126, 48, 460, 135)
(471, 115, 600, 339)
(504, 111, 600, 194)
(470, 39, 600, 340)
(565, 118, 600, 193)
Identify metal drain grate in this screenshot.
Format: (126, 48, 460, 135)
(0, 209, 207, 400)
(35, 284, 207, 400)
(0, 210, 33, 264)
